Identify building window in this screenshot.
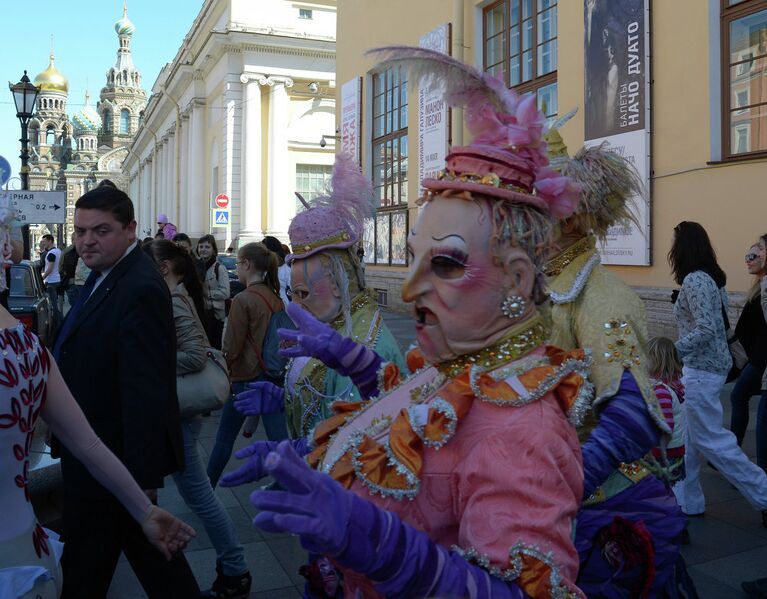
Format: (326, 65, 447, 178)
(722, 0, 767, 158)
(365, 66, 409, 267)
(299, 8, 313, 19)
(45, 126, 55, 145)
(295, 163, 332, 211)
(120, 109, 130, 134)
(482, 0, 559, 120)
(103, 111, 112, 133)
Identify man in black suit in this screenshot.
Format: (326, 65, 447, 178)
(53, 184, 200, 597)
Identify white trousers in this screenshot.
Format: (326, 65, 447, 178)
(673, 366, 767, 514)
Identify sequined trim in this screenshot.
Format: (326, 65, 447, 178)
(435, 169, 529, 195)
(468, 353, 594, 426)
(437, 314, 548, 378)
(350, 433, 421, 501)
(544, 236, 594, 277)
(408, 397, 458, 449)
(451, 542, 580, 599)
(548, 252, 601, 305)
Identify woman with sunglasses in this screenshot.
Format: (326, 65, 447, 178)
(730, 236, 767, 473)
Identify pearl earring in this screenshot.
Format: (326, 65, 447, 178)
(501, 294, 526, 319)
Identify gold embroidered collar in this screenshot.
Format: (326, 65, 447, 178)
(436, 313, 549, 379)
(544, 236, 594, 277)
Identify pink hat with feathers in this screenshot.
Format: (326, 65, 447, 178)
(287, 153, 375, 264)
(367, 46, 580, 220)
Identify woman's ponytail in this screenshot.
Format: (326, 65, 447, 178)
(238, 242, 281, 298)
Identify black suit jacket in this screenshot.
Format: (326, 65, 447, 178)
(55, 244, 183, 498)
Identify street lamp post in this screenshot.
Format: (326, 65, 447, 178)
(9, 71, 40, 259)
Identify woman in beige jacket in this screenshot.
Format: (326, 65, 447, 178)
(197, 234, 230, 349)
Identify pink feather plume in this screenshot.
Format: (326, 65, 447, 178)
(309, 153, 376, 233)
(367, 46, 580, 219)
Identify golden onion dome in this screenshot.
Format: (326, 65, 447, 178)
(34, 54, 69, 93)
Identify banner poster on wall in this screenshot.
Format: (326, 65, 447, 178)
(418, 23, 451, 191)
(341, 77, 362, 164)
(584, 0, 651, 266)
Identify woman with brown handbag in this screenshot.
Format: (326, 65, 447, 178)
(146, 240, 252, 598)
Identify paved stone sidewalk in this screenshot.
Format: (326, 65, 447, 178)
(107, 310, 767, 598)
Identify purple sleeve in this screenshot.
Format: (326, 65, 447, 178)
(581, 370, 661, 497)
(335, 494, 528, 599)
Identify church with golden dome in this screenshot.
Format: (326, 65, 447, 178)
(27, 2, 147, 242)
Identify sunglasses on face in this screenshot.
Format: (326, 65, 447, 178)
(746, 253, 759, 262)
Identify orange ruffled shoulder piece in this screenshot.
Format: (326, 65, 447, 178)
(307, 346, 592, 499)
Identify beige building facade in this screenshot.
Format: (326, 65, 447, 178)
(338, 0, 767, 335)
(124, 0, 337, 247)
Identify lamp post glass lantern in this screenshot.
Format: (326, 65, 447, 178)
(9, 70, 40, 258)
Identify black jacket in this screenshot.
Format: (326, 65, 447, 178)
(735, 291, 767, 373)
(55, 244, 184, 498)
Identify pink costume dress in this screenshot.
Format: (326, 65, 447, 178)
(0, 324, 152, 598)
(307, 325, 591, 599)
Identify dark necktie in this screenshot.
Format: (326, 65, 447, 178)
(52, 270, 101, 360)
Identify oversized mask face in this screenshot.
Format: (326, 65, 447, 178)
(290, 253, 343, 323)
(402, 194, 535, 364)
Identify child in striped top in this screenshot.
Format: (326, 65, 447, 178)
(646, 336, 686, 484)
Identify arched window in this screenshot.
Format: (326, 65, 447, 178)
(46, 126, 55, 145)
(120, 109, 130, 134)
(103, 111, 112, 133)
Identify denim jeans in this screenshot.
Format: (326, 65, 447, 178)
(673, 366, 767, 514)
(206, 379, 290, 488)
(758, 390, 767, 474)
(730, 362, 765, 445)
(173, 418, 247, 576)
(46, 283, 62, 332)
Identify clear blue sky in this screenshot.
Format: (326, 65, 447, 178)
(0, 0, 204, 185)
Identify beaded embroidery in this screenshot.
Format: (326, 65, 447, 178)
(544, 236, 594, 277)
(452, 541, 581, 599)
(437, 314, 548, 379)
(602, 319, 642, 369)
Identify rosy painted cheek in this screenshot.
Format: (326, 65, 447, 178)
(453, 263, 496, 291)
(309, 280, 332, 298)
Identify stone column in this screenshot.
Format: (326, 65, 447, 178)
(239, 72, 267, 242)
(266, 76, 294, 240)
(188, 99, 207, 237)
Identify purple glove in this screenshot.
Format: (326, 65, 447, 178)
(220, 437, 310, 488)
(252, 442, 527, 598)
(279, 303, 384, 398)
(234, 381, 284, 415)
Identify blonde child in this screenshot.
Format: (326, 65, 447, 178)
(646, 336, 686, 483)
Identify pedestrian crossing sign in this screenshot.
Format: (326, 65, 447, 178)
(211, 209, 230, 228)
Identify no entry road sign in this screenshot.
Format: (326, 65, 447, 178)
(214, 194, 230, 209)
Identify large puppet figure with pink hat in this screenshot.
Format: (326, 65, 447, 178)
(225, 48, 589, 598)
(225, 154, 407, 455)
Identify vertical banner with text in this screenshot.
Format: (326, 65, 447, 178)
(418, 23, 451, 190)
(341, 78, 362, 164)
(584, 0, 651, 265)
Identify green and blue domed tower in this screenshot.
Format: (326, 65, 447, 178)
(98, 1, 147, 147)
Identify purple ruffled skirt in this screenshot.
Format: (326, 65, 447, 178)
(575, 475, 686, 598)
